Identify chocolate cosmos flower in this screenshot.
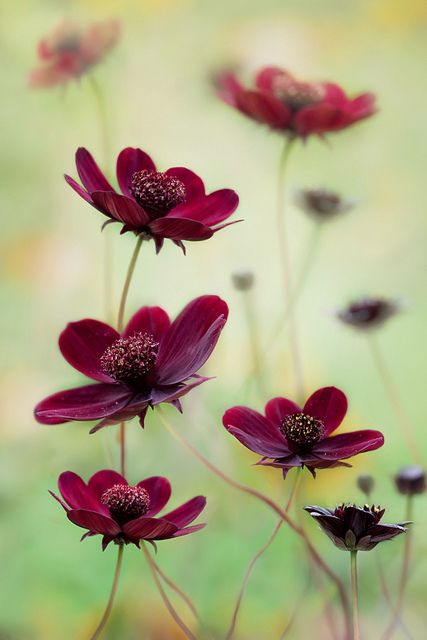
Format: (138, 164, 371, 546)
(65, 147, 239, 253)
(337, 297, 401, 330)
(216, 66, 376, 138)
(35, 296, 228, 431)
(222, 387, 384, 477)
(294, 188, 356, 221)
(51, 470, 206, 550)
(304, 504, 407, 551)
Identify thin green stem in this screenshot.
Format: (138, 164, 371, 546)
(350, 551, 360, 640)
(89, 544, 124, 640)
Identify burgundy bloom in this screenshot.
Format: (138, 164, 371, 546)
(295, 188, 356, 221)
(222, 387, 384, 477)
(305, 504, 407, 551)
(394, 466, 426, 496)
(51, 470, 206, 550)
(65, 147, 239, 253)
(35, 296, 228, 431)
(29, 19, 120, 88)
(337, 297, 401, 330)
(216, 66, 376, 138)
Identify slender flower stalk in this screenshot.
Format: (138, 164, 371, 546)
(149, 556, 199, 620)
(158, 409, 351, 638)
(350, 551, 360, 640)
(142, 543, 199, 640)
(89, 544, 124, 640)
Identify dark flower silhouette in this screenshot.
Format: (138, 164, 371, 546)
(395, 466, 426, 496)
(305, 504, 407, 551)
(337, 297, 401, 330)
(223, 387, 384, 477)
(51, 470, 206, 550)
(65, 147, 239, 253)
(35, 296, 228, 431)
(295, 188, 356, 221)
(216, 66, 376, 138)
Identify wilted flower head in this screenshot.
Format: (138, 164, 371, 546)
(29, 19, 120, 88)
(223, 386, 384, 477)
(35, 296, 228, 431)
(357, 474, 375, 498)
(337, 297, 401, 330)
(215, 66, 376, 138)
(395, 465, 426, 496)
(305, 504, 407, 551)
(295, 188, 356, 221)
(232, 269, 254, 291)
(51, 470, 206, 550)
(65, 147, 239, 253)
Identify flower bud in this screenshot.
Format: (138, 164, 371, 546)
(394, 466, 426, 496)
(357, 474, 374, 498)
(295, 188, 356, 221)
(232, 269, 254, 291)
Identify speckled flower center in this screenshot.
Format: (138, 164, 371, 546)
(280, 412, 324, 450)
(100, 332, 159, 384)
(272, 74, 325, 109)
(101, 484, 150, 521)
(130, 170, 186, 214)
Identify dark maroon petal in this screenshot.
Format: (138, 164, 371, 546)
(294, 103, 349, 136)
(122, 516, 178, 540)
(303, 387, 348, 435)
(91, 191, 149, 226)
(150, 377, 210, 406)
(349, 93, 377, 121)
(170, 189, 239, 227)
(264, 397, 301, 426)
(64, 175, 94, 205)
(148, 217, 213, 241)
(59, 319, 119, 382)
(165, 167, 205, 200)
(156, 296, 228, 385)
(235, 89, 292, 129)
(137, 477, 171, 516)
(58, 471, 101, 510)
(89, 393, 151, 433)
(67, 509, 120, 536)
(227, 426, 288, 458)
(123, 307, 170, 342)
(75, 148, 114, 192)
(162, 496, 206, 528)
(215, 71, 244, 106)
(116, 147, 156, 197)
(313, 430, 384, 460)
(223, 406, 286, 448)
(34, 384, 133, 424)
(87, 470, 127, 502)
(322, 83, 347, 106)
(49, 490, 69, 511)
(172, 523, 206, 537)
(255, 66, 285, 91)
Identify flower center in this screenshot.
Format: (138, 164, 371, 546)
(100, 332, 159, 385)
(101, 484, 150, 523)
(130, 170, 186, 215)
(280, 412, 324, 450)
(305, 189, 341, 214)
(272, 73, 325, 110)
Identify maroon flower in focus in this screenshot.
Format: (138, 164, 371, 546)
(222, 387, 384, 477)
(216, 66, 376, 138)
(29, 19, 120, 88)
(305, 504, 407, 551)
(65, 147, 239, 253)
(337, 297, 401, 330)
(35, 296, 228, 431)
(51, 470, 206, 550)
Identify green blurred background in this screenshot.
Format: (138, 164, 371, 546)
(1, 0, 426, 638)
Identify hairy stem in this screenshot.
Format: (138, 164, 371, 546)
(350, 551, 360, 640)
(89, 544, 124, 640)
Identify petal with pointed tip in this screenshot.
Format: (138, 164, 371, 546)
(162, 496, 206, 528)
(75, 148, 114, 192)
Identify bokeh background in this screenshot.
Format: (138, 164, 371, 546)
(1, 0, 426, 638)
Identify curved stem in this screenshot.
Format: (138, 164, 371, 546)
(89, 544, 124, 640)
(367, 335, 421, 463)
(142, 543, 199, 640)
(225, 468, 302, 640)
(350, 551, 360, 640)
(158, 410, 351, 639)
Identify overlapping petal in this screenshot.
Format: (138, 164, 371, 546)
(303, 387, 347, 435)
(162, 496, 206, 528)
(223, 406, 286, 457)
(165, 167, 205, 200)
(313, 430, 384, 460)
(123, 306, 170, 342)
(137, 476, 172, 516)
(264, 397, 301, 426)
(75, 148, 113, 192)
(67, 509, 121, 536)
(148, 217, 213, 241)
(91, 191, 149, 226)
(170, 190, 239, 226)
(58, 471, 102, 511)
(116, 147, 156, 197)
(122, 517, 178, 540)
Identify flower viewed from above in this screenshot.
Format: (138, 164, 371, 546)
(216, 66, 376, 138)
(51, 470, 206, 550)
(394, 465, 426, 496)
(222, 387, 384, 477)
(294, 188, 356, 221)
(29, 19, 120, 88)
(337, 297, 401, 330)
(304, 504, 407, 551)
(65, 147, 240, 253)
(35, 296, 228, 431)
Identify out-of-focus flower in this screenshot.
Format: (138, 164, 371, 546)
(29, 19, 120, 88)
(51, 469, 206, 550)
(35, 296, 228, 431)
(232, 269, 254, 291)
(222, 386, 384, 477)
(294, 188, 357, 221)
(337, 297, 401, 330)
(65, 147, 240, 253)
(215, 66, 376, 138)
(357, 474, 375, 498)
(395, 465, 426, 496)
(304, 504, 407, 551)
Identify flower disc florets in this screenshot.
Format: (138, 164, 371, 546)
(280, 412, 325, 450)
(130, 170, 186, 214)
(100, 332, 159, 385)
(101, 484, 150, 523)
(272, 73, 325, 109)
